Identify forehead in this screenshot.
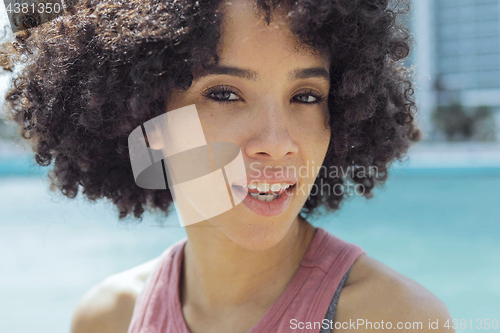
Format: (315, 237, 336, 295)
(216, 0, 330, 69)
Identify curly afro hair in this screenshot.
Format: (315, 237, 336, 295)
(2, 0, 421, 220)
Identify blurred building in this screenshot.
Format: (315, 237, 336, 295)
(411, 0, 500, 140)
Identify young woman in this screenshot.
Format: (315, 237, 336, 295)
(3, 0, 453, 332)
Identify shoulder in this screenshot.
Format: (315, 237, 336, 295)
(332, 254, 454, 332)
(70, 256, 162, 333)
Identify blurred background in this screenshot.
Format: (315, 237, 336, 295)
(1, 1, 499, 332)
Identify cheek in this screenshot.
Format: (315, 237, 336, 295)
(291, 110, 331, 182)
(198, 113, 236, 143)
(293, 109, 331, 150)
(197, 107, 250, 144)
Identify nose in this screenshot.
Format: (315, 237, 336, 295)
(244, 103, 299, 161)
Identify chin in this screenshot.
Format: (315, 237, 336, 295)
(209, 208, 298, 251)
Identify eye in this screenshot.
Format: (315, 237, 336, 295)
(202, 85, 242, 104)
(291, 89, 326, 104)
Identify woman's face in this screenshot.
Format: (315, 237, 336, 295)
(166, 0, 331, 250)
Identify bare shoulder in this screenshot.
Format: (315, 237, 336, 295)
(70, 256, 162, 333)
(332, 254, 454, 332)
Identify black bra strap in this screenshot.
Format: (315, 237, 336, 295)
(319, 266, 352, 333)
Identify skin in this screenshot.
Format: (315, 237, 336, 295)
(71, 1, 455, 332)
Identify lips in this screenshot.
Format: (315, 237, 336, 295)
(232, 183, 296, 216)
(230, 168, 298, 215)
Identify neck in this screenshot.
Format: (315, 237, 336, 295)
(181, 217, 316, 313)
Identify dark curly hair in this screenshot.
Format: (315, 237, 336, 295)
(1, 0, 421, 220)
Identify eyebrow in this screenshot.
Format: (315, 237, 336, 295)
(195, 65, 330, 82)
(288, 67, 330, 82)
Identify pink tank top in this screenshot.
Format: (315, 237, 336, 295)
(128, 227, 366, 333)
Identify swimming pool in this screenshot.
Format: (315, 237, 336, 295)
(0, 165, 499, 332)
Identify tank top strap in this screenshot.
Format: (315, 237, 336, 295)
(128, 238, 188, 333)
(248, 227, 366, 333)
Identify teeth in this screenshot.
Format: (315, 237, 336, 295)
(250, 192, 280, 202)
(247, 182, 293, 192)
(246, 181, 295, 202)
(270, 183, 281, 192)
(256, 183, 270, 192)
(255, 193, 278, 202)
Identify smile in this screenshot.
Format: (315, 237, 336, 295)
(245, 182, 293, 202)
(232, 181, 297, 216)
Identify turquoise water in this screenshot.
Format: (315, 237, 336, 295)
(0, 163, 499, 332)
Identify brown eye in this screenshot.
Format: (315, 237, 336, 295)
(202, 85, 242, 104)
(291, 90, 326, 104)
(293, 94, 319, 103)
(211, 90, 239, 101)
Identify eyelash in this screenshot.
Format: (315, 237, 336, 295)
(201, 85, 326, 105)
(202, 85, 240, 105)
